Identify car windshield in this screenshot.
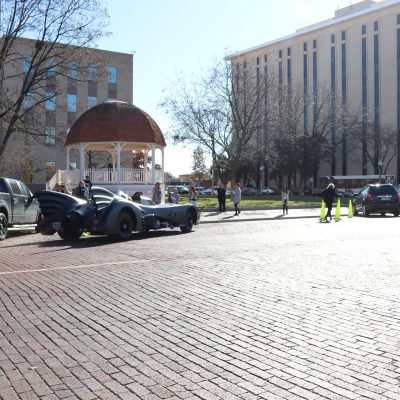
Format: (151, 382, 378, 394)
(369, 185, 396, 195)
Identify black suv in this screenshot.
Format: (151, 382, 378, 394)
(353, 184, 400, 217)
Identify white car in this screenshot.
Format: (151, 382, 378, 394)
(261, 186, 277, 195)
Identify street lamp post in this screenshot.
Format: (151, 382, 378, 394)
(378, 159, 383, 183)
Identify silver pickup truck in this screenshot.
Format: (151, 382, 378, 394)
(0, 177, 39, 240)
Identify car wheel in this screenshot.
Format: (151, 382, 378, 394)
(381, 212, 386, 216)
(180, 211, 194, 233)
(353, 204, 358, 216)
(59, 213, 82, 241)
(0, 213, 8, 240)
(362, 205, 369, 217)
(114, 211, 133, 241)
(394, 210, 399, 217)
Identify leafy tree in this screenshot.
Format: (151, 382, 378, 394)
(0, 0, 109, 158)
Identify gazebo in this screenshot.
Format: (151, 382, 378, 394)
(50, 101, 166, 198)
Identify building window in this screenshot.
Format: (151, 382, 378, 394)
(374, 33, 380, 127)
(303, 42, 307, 52)
(107, 66, 117, 83)
(68, 62, 78, 79)
(23, 56, 32, 73)
(46, 93, 56, 111)
(45, 127, 56, 146)
(88, 65, 97, 81)
(331, 34, 335, 44)
(256, 57, 259, 65)
(362, 24, 367, 35)
(279, 50, 282, 59)
(45, 162, 56, 181)
(69, 162, 77, 170)
(397, 14, 400, 25)
(374, 21, 379, 32)
(88, 96, 97, 109)
(47, 59, 56, 77)
(264, 54, 267, 63)
(362, 36, 368, 173)
(243, 60, 247, 69)
(341, 31, 346, 41)
(67, 94, 77, 112)
(313, 39, 317, 49)
(303, 53, 308, 135)
(23, 92, 34, 109)
(287, 58, 292, 93)
(287, 48, 291, 57)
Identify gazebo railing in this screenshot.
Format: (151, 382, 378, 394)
(55, 168, 163, 187)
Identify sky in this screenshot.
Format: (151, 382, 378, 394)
(96, 0, 373, 177)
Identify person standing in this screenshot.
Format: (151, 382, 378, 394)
(188, 186, 198, 206)
(83, 175, 92, 193)
(170, 188, 180, 204)
(281, 187, 289, 215)
(321, 183, 337, 222)
(232, 183, 241, 216)
(217, 183, 226, 212)
(152, 182, 162, 205)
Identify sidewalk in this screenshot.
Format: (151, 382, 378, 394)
(201, 206, 349, 223)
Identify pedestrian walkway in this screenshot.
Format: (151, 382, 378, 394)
(201, 206, 349, 223)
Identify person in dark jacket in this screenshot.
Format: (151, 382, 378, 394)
(321, 183, 337, 222)
(217, 183, 226, 212)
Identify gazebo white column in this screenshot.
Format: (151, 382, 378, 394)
(151, 144, 156, 183)
(116, 142, 122, 189)
(161, 147, 165, 182)
(79, 143, 85, 180)
(143, 150, 148, 184)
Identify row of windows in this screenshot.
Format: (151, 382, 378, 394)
(23, 57, 117, 83)
(34, 94, 115, 112)
(252, 19, 387, 67)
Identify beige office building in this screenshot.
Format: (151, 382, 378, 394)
(1, 37, 133, 189)
(232, 0, 400, 181)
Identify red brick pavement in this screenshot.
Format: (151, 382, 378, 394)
(1, 218, 400, 399)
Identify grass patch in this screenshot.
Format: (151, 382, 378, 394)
(172, 194, 327, 209)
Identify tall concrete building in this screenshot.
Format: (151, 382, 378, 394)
(1, 37, 133, 189)
(232, 0, 400, 181)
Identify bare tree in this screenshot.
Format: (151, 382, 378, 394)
(161, 58, 275, 185)
(0, 0, 109, 158)
(350, 122, 397, 174)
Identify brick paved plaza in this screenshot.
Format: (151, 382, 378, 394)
(1, 216, 400, 400)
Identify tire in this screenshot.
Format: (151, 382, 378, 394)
(381, 212, 386, 216)
(0, 213, 8, 240)
(59, 213, 82, 241)
(114, 211, 133, 241)
(362, 204, 369, 217)
(353, 204, 358, 216)
(394, 210, 399, 217)
(180, 211, 194, 233)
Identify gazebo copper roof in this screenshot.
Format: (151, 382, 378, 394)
(65, 101, 166, 147)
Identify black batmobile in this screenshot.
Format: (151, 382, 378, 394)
(36, 186, 200, 241)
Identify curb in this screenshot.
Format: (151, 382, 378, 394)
(201, 213, 350, 224)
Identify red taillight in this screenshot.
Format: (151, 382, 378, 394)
(366, 194, 373, 201)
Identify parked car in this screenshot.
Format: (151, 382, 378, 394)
(0, 177, 40, 240)
(36, 186, 200, 241)
(261, 186, 277, 195)
(311, 187, 325, 197)
(166, 185, 189, 194)
(242, 187, 259, 196)
(353, 184, 400, 217)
